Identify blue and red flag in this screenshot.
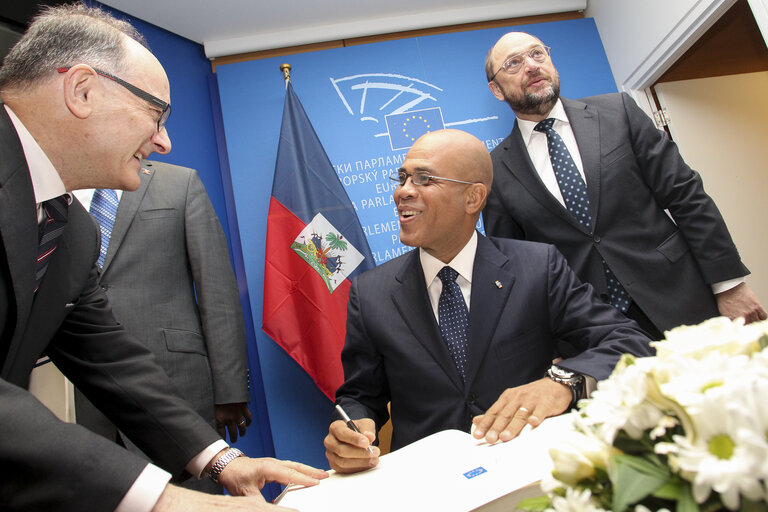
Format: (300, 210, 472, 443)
(263, 82, 375, 401)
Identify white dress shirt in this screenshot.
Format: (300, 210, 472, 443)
(420, 231, 478, 320)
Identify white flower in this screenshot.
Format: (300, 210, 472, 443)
(548, 421, 619, 487)
(579, 355, 661, 442)
(548, 487, 608, 512)
(669, 391, 765, 509)
(654, 317, 766, 362)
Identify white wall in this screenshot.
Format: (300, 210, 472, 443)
(585, 0, 736, 90)
(655, 72, 768, 302)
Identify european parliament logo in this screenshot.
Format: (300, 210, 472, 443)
(385, 107, 445, 151)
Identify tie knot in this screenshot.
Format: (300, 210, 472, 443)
(42, 194, 70, 222)
(534, 118, 556, 133)
(437, 266, 459, 284)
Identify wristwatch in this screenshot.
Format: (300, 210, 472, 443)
(547, 365, 585, 410)
(208, 447, 244, 483)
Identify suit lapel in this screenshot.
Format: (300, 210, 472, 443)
(0, 109, 40, 371)
(498, 122, 586, 232)
(562, 98, 602, 230)
(390, 251, 465, 392)
(464, 235, 515, 388)
(101, 167, 153, 273)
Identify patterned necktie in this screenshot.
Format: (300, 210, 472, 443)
(35, 195, 69, 292)
(534, 118, 630, 312)
(437, 266, 469, 382)
(89, 188, 119, 267)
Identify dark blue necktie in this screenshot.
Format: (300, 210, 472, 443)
(437, 266, 469, 381)
(89, 188, 119, 267)
(535, 118, 630, 312)
(35, 195, 69, 292)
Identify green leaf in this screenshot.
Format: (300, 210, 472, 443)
(516, 495, 551, 511)
(611, 455, 670, 512)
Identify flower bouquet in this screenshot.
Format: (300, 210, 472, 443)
(520, 317, 768, 512)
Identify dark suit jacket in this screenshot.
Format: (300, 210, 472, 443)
(336, 234, 653, 451)
(76, 162, 248, 453)
(483, 92, 748, 333)
(0, 107, 220, 511)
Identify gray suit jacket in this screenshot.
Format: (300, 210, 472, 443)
(77, 161, 249, 444)
(0, 106, 220, 511)
(483, 92, 748, 333)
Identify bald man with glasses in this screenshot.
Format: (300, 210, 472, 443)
(482, 31, 765, 341)
(324, 129, 653, 474)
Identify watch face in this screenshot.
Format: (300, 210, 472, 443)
(551, 365, 575, 379)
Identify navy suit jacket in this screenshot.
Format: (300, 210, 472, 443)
(0, 107, 219, 511)
(336, 234, 653, 451)
(484, 92, 748, 333)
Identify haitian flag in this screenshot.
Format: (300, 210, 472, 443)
(263, 82, 375, 401)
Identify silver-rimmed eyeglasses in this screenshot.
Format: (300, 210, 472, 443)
(390, 170, 478, 187)
(490, 45, 551, 81)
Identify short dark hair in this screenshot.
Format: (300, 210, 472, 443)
(0, 3, 148, 90)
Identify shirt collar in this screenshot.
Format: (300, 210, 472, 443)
(419, 231, 478, 287)
(4, 104, 67, 204)
(516, 98, 568, 146)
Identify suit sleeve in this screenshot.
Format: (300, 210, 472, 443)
(620, 92, 748, 284)
(183, 170, 249, 404)
(1, 267, 221, 512)
(543, 244, 654, 380)
(483, 143, 526, 240)
(335, 276, 391, 431)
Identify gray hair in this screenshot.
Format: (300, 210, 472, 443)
(0, 3, 148, 90)
(484, 47, 496, 82)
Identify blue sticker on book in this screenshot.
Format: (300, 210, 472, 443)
(463, 467, 487, 479)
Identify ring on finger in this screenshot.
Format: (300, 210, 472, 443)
(518, 407, 530, 414)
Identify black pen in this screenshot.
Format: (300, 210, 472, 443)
(335, 404, 375, 454)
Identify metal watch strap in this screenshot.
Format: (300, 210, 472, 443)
(547, 365, 584, 410)
(208, 447, 244, 483)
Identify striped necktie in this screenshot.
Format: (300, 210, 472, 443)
(35, 195, 69, 292)
(89, 188, 119, 267)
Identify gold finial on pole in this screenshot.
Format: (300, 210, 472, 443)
(280, 63, 291, 84)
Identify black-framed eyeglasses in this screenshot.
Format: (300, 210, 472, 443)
(490, 45, 551, 81)
(57, 66, 171, 131)
(390, 169, 478, 187)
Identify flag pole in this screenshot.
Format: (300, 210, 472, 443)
(280, 63, 291, 88)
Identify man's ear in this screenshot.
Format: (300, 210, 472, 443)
(61, 65, 97, 120)
(488, 80, 505, 102)
(464, 183, 488, 215)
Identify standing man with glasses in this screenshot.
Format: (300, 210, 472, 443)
(324, 128, 653, 474)
(0, 5, 326, 512)
(482, 31, 766, 341)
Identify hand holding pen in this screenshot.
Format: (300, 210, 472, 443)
(335, 404, 375, 454)
(324, 405, 379, 473)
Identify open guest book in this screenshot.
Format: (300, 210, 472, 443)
(277, 413, 574, 511)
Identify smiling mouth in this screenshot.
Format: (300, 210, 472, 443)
(400, 210, 421, 219)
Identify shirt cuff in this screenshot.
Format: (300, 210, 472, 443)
(187, 439, 229, 479)
(114, 464, 171, 512)
(711, 277, 745, 295)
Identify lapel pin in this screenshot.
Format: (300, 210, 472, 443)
(495, 280, 503, 289)
(141, 168, 151, 175)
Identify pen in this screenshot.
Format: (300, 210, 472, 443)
(335, 404, 375, 454)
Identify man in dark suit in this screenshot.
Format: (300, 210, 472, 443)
(482, 31, 766, 340)
(324, 129, 653, 474)
(73, 160, 251, 493)
(0, 5, 325, 511)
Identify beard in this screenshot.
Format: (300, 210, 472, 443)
(503, 74, 561, 117)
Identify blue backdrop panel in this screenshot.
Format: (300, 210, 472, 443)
(216, 18, 617, 469)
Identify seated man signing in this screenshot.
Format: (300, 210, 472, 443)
(324, 129, 654, 473)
